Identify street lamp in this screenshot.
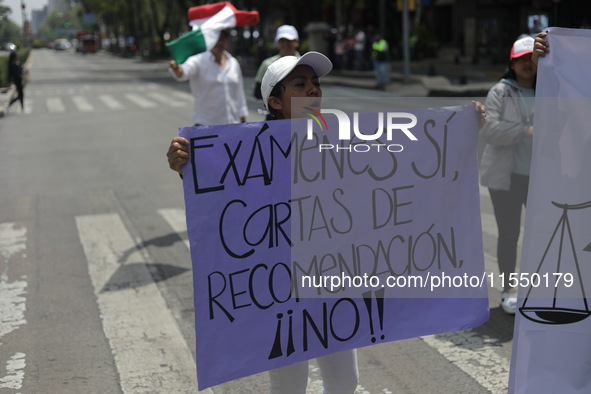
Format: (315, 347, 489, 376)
(20, 0, 26, 44)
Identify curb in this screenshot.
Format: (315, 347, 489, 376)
(322, 72, 493, 97)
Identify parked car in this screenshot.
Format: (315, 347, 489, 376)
(54, 39, 71, 51)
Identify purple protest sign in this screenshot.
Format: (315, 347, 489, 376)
(181, 104, 489, 390)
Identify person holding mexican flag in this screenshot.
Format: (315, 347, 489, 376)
(167, 2, 259, 126)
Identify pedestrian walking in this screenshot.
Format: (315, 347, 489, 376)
(253, 25, 300, 100)
(168, 30, 248, 126)
(7, 51, 26, 113)
(479, 36, 537, 314)
(371, 33, 389, 89)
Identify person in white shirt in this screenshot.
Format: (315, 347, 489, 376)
(354, 29, 366, 70)
(168, 30, 248, 126)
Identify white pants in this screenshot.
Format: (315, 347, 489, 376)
(268, 349, 358, 394)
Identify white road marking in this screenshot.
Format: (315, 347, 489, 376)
(23, 98, 32, 114)
(158, 208, 190, 250)
(72, 96, 94, 112)
(0, 223, 26, 260)
(124, 93, 156, 109)
(98, 95, 124, 110)
(481, 211, 498, 238)
(145, 92, 185, 107)
(0, 222, 28, 391)
(170, 91, 194, 101)
(0, 273, 27, 339)
(0, 353, 26, 390)
(479, 185, 489, 198)
(46, 97, 66, 113)
(76, 213, 209, 393)
(421, 331, 509, 394)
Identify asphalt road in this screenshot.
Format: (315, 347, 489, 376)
(0, 48, 517, 394)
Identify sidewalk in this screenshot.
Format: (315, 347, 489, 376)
(94, 49, 505, 99)
(243, 55, 503, 97)
(320, 59, 501, 97)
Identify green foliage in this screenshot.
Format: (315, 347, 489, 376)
(32, 38, 50, 48)
(37, 9, 82, 40)
(0, 4, 10, 21)
(77, 0, 189, 57)
(0, 17, 22, 45)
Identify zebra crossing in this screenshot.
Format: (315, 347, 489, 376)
(76, 212, 201, 393)
(24, 85, 194, 115)
(0, 199, 514, 393)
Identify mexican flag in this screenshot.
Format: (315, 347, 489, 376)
(166, 2, 259, 64)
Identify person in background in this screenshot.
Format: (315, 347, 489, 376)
(371, 33, 389, 90)
(354, 28, 366, 70)
(7, 51, 26, 113)
(479, 36, 537, 315)
(364, 25, 376, 71)
(333, 33, 346, 71)
(345, 34, 356, 70)
(168, 30, 248, 126)
(253, 25, 300, 100)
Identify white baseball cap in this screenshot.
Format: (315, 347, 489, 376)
(261, 51, 333, 110)
(274, 25, 299, 44)
(510, 36, 534, 59)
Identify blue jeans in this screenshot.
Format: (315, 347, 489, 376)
(373, 59, 388, 86)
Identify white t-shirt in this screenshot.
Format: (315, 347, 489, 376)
(170, 50, 248, 126)
(354, 31, 365, 51)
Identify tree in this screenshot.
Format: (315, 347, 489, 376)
(37, 9, 82, 40)
(0, 0, 11, 22)
(0, 0, 21, 44)
(75, 0, 188, 56)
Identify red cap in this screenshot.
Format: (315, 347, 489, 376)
(510, 37, 534, 60)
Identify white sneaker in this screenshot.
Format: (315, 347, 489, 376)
(501, 291, 517, 315)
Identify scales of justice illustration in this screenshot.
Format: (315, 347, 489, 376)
(519, 200, 591, 325)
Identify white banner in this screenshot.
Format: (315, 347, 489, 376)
(509, 27, 591, 393)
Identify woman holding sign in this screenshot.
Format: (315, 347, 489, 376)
(479, 36, 538, 315)
(168, 52, 360, 393)
(259, 53, 361, 394)
(167, 52, 488, 392)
